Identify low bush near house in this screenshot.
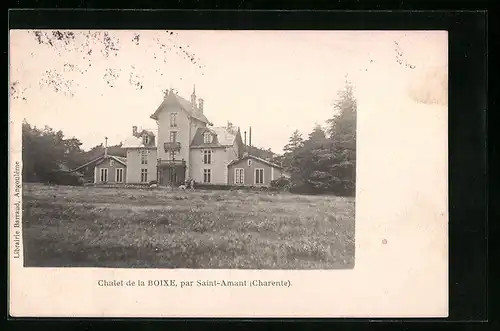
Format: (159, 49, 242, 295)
(46, 172, 84, 186)
(270, 177, 291, 190)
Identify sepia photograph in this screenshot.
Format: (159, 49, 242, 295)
(9, 27, 449, 318)
(12, 30, 356, 270)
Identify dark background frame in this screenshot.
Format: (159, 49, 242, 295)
(7, 7, 489, 329)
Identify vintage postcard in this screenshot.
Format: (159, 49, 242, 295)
(8, 30, 448, 317)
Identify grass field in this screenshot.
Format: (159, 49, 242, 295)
(22, 183, 355, 269)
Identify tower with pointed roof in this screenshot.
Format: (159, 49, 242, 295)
(116, 86, 244, 185)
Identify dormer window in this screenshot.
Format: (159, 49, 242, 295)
(143, 135, 150, 145)
(204, 132, 213, 144)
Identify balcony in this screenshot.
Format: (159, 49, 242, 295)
(164, 142, 181, 152)
(157, 159, 186, 167)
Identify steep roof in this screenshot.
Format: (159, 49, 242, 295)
(95, 155, 127, 167)
(122, 135, 156, 149)
(227, 154, 284, 169)
(137, 129, 155, 136)
(80, 144, 127, 160)
(150, 90, 211, 124)
(71, 154, 126, 172)
(114, 156, 127, 164)
(190, 126, 238, 147)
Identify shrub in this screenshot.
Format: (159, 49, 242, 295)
(46, 171, 84, 186)
(270, 177, 291, 189)
(288, 180, 320, 195)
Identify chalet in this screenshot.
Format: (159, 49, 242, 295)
(73, 86, 282, 187)
(120, 87, 244, 186)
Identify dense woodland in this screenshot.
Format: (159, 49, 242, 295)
(20, 80, 356, 196)
(276, 79, 356, 196)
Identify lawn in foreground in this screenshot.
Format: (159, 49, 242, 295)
(22, 183, 355, 269)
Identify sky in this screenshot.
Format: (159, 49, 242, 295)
(9, 30, 447, 154)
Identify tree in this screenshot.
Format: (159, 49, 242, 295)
(326, 79, 357, 194)
(247, 145, 275, 161)
(10, 30, 206, 101)
(283, 129, 304, 153)
(62, 137, 84, 169)
(79, 143, 126, 164)
(290, 125, 334, 193)
(304, 124, 328, 147)
(22, 120, 85, 182)
(281, 130, 304, 171)
(327, 79, 357, 150)
(285, 80, 357, 196)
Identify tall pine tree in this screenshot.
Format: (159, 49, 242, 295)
(326, 79, 357, 195)
(283, 129, 304, 153)
(306, 124, 327, 144)
(287, 79, 357, 196)
(291, 125, 335, 193)
(281, 129, 304, 171)
(327, 79, 357, 151)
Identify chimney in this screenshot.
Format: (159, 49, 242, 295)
(244, 131, 247, 147)
(248, 126, 252, 155)
(104, 137, 108, 158)
(132, 126, 138, 137)
(198, 98, 204, 112)
(191, 85, 196, 109)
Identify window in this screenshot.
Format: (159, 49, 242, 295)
(109, 160, 115, 167)
(170, 113, 178, 127)
(143, 135, 150, 145)
(203, 169, 211, 183)
(255, 168, 264, 184)
(115, 168, 124, 183)
(203, 149, 212, 164)
(100, 168, 108, 182)
(235, 168, 244, 185)
(169, 151, 177, 160)
(170, 131, 177, 143)
(203, 133, 212, 144)
(140, 150, 148, 164)
(248, 159, 252, 166)
(141, 169, 148, 183)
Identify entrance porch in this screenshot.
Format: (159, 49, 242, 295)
(157, 160, 186, 186)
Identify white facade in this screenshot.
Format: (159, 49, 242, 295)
(154, 105, 207, 180)
(189, 146, 239, 185)
(121, 89, 243, 185)
(125, 148, 158, 184)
